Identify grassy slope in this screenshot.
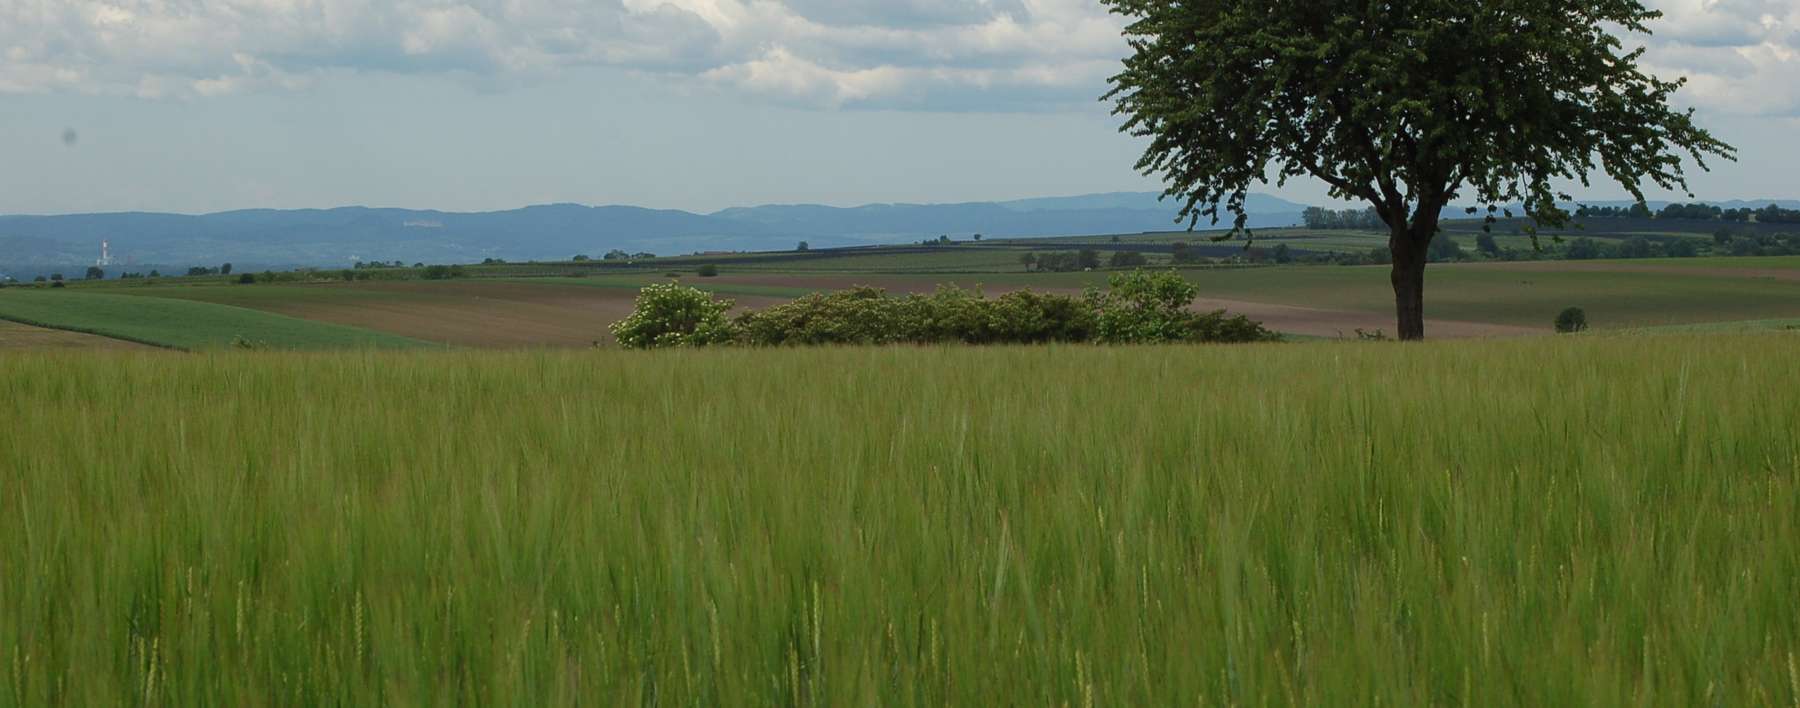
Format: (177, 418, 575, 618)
(3, 336, 1798, 705)
(0, 289, 433, 350)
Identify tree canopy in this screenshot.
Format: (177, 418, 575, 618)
(1103, 0, 1733, 338)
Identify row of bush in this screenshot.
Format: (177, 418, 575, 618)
(609, 270, 1279, 349)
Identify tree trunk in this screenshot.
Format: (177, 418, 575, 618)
(1390, 233, 1430, 341)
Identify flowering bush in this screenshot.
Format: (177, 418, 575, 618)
(608, 282, 739, 349)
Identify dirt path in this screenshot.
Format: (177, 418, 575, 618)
(220, 281, 788, 348)
(0, 320, 157, 351)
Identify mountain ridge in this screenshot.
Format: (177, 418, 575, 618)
(0, 192, 1305, 269)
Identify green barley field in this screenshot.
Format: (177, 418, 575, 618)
(3, 335, 1799, 705)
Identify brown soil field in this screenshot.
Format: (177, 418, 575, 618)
(169, 281, 788, 348)
(1471, 261, 1800, 282)
(0, 320, 156, 350)
(702, 273, 1537, 339)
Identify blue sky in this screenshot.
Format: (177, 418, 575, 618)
(4, 0, 1797, 215)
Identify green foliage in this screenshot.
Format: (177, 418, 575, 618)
(735, 287, 911, 346)
(1556, 307, 1590, 333)
(1104, 0, 1733, 337)
(1427, 235, 1465, 262)
(607, 282, 738, 349)
(697, 264, 720, 277)
(421, 265, 465, 280)
(615, 273, 1272, 348)
(1087, 270, 1278, 344)
(85, 266, 105, 280)
(1302, 206, 1384, 230)
(1476, 232, 1501, 257)
(1108, 250, 1150, 268)
(237, 273, 257, 285)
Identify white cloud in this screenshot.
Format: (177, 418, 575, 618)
(0, 0, 1125, 109)
(1641, 0, 1800, 116)
(0, 0, 1791, 115)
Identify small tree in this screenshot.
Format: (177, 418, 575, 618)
(237, 273, 257, 284)
(1427, 236, 1465, 263)
(796, 241, 810, 252)
(221, 263, 233, 276)
(86, 266, 105, 280)
(1271, 244, 1293, 264)
(1104, 0, 1732, 339)
(1019, 252, 1039, 272)
(697, 264, 720, 277)
(1109, 250, 1149, 268)
(1077, 248, 1102, 270)
(609, 282, 738, 349)
(1555, 307, 1589, 334)
(1476, 233, 1501, 258)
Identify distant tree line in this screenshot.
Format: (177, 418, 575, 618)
(1577, 202, 1800, 223)
(1302, 207, 1385, 230)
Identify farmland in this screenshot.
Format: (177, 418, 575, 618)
(0, 290, 432, 351)
(3, 336, 1798, 704)
(3, 220, 1798, 705)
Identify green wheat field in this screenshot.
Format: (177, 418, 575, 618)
(3, 335, 1798, 705)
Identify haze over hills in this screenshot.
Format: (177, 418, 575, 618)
(0, 192, 1310, 271)
(2, 193, 1795, 275)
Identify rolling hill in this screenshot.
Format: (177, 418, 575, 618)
(0, 192, 1307, 272)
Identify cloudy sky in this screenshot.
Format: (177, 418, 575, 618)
(3, 0, 1796, 215)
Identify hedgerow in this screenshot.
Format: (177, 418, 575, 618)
(612, 271, 1278, 349)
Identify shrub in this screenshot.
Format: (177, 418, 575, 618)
(1427, 235, 1465, 262)
(735, 287, 909, 346)
(987, 290, 1096, 344)
(422, 265, 458, 280)
(612, 274, 1274, 349)
(237, 273, 257, 284)
(1088, 270, 1277, 344)
(1555, 307, 1589, 334)
(697, 264, 720, 277)
(609, 282, 738, 349)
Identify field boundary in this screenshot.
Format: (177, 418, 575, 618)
(0, 310, 187, 351)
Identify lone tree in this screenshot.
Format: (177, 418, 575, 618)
(1103, 0, 1732, 339)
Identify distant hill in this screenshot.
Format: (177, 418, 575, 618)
(0, 192, 1306, 270)
(5, 193, 1786, 273)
